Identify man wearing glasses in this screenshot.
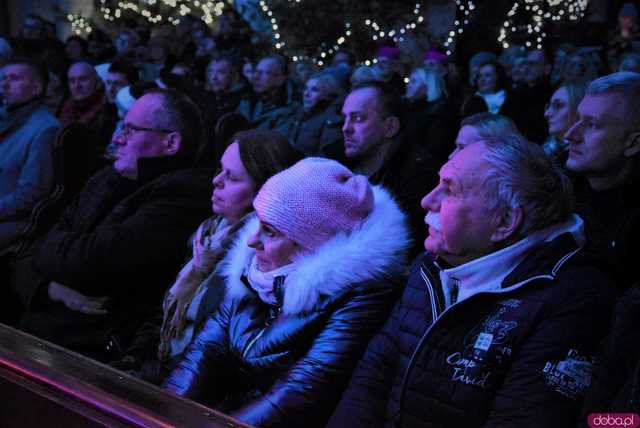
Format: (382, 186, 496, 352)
(11, 89, 211, 362)
(237, 54, 296, 130)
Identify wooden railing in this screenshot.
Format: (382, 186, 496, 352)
(0, 323, 251, 428)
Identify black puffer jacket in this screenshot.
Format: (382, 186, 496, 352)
(163, 186, 410, 427)
(329, 231, 616, 428)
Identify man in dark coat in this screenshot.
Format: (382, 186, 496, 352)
(237, 54, 296, 130)
(341, 81, 441, 258)
(205, 54, 250, 121)
(11, 88, 212, 361)
(0, 58, 59, 253)
(329, 135, 616, 428)
(510, 49, 554, 144)
(564, 72, 640, 292)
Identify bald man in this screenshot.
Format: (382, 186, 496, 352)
(58, 61, 107, 128)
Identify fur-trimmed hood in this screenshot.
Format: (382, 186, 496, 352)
(218, 185, 411, 314)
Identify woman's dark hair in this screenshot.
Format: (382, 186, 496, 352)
(474, 60, 509, 91)
(235, 129, 303, 188)
(65, 35, 89, 55)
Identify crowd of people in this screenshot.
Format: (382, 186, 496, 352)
(0, 2, 640, 427)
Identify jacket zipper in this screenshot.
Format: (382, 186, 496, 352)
(242, 328, 267, 359)
(242, 306, 280, 359)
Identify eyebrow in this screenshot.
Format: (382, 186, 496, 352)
(343, 110, 366, 116)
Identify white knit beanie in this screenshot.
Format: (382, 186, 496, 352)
(253, 157, 374, 250)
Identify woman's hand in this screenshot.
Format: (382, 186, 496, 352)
(47, 281, 109, 316)
(193, 222, 233, 274)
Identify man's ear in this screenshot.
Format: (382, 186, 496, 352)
(624, 131, 640, 158)
(32, 80, 44, 99)
(491, 206, 523, 243)
(163, 132, 182, 156)
(383, 115, 401, 139)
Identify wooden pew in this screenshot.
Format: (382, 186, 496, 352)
(0, 323, 251, 428)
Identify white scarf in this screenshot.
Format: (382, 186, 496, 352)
(478, 89, 506, 114)
(246, 256, 297, 305)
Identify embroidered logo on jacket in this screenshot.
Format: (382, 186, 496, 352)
(446, 307, 521, 389)
(543, 349, 594, 400)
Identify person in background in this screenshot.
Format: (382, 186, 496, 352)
(467, 51, 498, 91)
(618, 52, 640, 73)
(241, 57, 253, 85)
(350, 65, 387, 87)
(0, 58, 59, 253)
(237, 54, 296, 130)
(462, 59, 516, 120)
(342, 81, 441, 257)
(205, 55, 250, 121)
(561, 52, 598, 87)
(449, 112, 522, 159)
(550, 43, 576, 87)
(403, 66, 458, 163)
(163, 157, 410, 427)
(279, 72, 345, 159)
(374, 45, 404, 81)
(511, 48, 553, 143)
(542, 82, 587, 163)
(607, 3, 640, 71)
(64, 36, 89, 62)
(564, 72, 640, 292)
(0, 38, 13, 112)
(57, 61, 106, 128)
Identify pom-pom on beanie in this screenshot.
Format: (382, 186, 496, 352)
(253, 158, 374, 250)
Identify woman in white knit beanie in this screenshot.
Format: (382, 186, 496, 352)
(164, 157, 411, 427)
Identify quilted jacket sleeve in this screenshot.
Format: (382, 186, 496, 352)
(231, 280, 398, 428)
(483, 266, 616, 428)
(326, 281, 408, 428)
(162, 300, 234, 406)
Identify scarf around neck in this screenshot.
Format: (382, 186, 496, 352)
(246, 255, 297, 305)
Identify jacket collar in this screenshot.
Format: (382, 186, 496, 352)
(438, 214, 584, 305)
(0, 98, 45, 137)
(110, 155, 192, 186)
(423, 214, 586, 293)
(220, 185, 410, 314)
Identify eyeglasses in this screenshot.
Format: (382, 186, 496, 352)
(120, 123, 177, 138)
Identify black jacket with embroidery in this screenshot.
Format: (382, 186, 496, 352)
(328, 232, 616, 428)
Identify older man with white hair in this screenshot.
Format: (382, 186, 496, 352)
(330, 135, 616, 428)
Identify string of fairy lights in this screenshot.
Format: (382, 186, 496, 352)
(97, 0, 230, 25)
(67, 14, 93, 35)
(363, 2, 425, 43)
(71, 0, 589, 67)
(498, 0, 588, 49)
(443, 0, 475, 56)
